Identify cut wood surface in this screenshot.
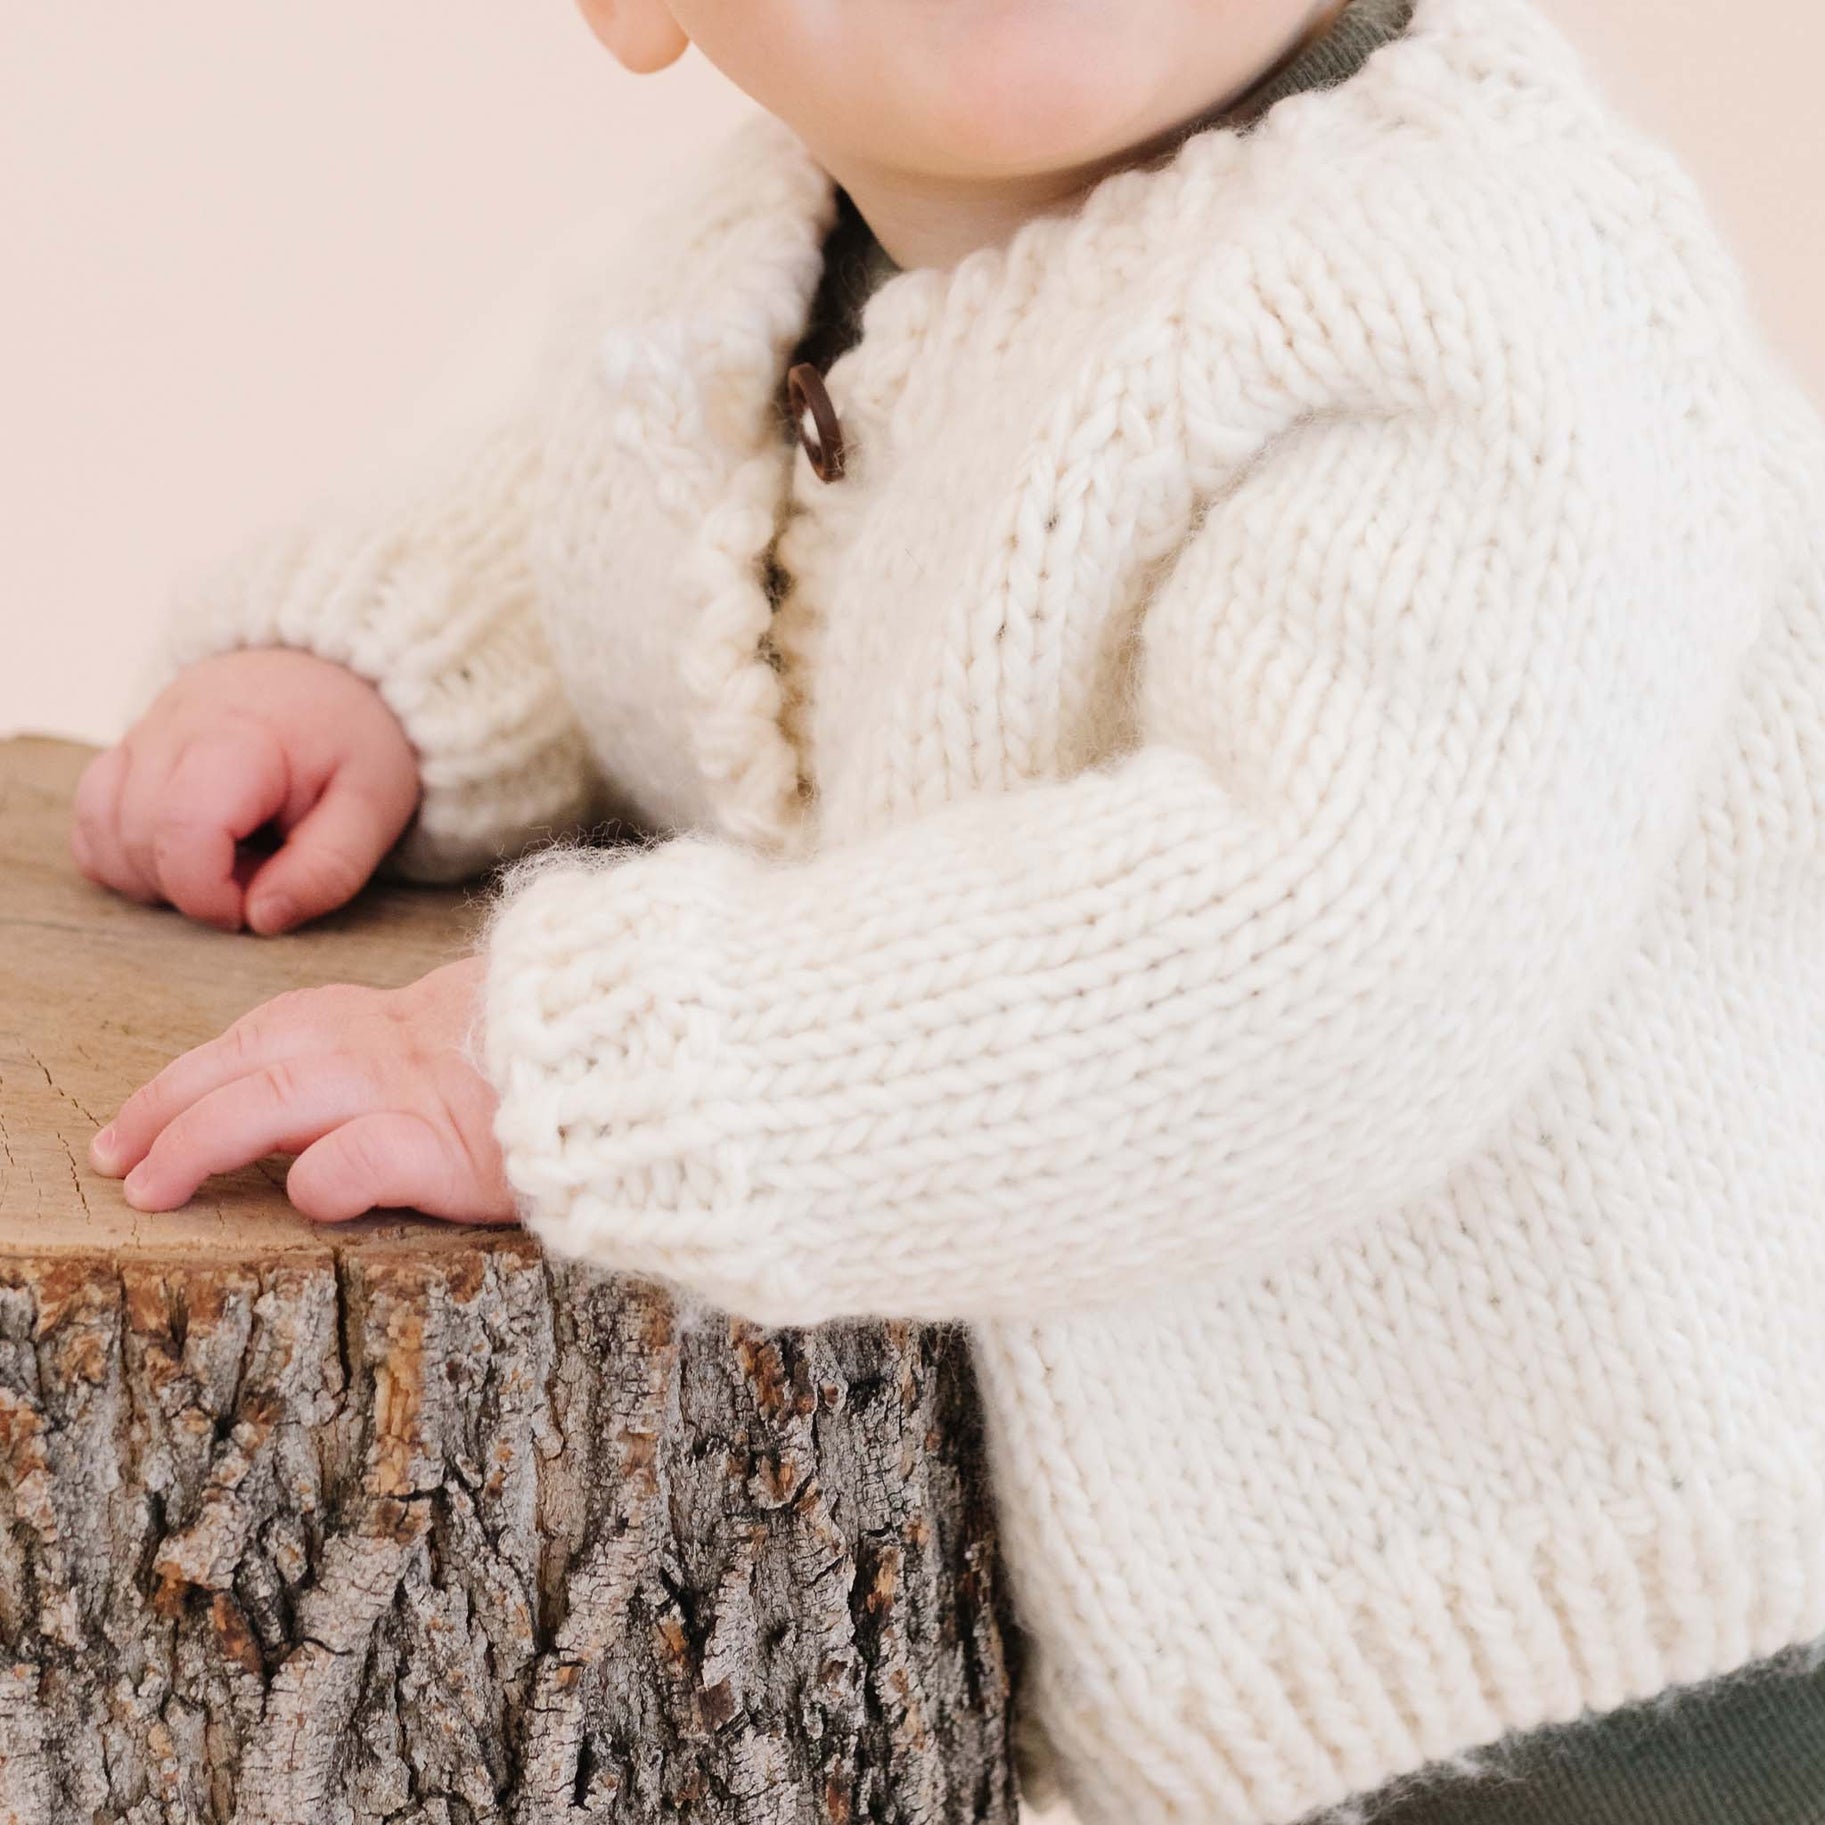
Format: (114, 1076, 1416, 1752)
(0, 735, 1018, 1825)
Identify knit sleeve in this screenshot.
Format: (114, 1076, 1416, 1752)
(148, 410, 600, 885)
(479, 332, 1765, 1326)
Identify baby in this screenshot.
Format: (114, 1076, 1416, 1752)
(71, 1, 1825, 1820)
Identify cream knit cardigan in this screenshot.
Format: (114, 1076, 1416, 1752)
(161, 0, 1825, 1818)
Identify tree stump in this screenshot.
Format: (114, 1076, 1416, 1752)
(0, 736, 1019, 1825)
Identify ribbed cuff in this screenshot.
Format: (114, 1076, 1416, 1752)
(480, 839, 815, 1321)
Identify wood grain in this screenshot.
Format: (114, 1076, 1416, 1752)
(0, 731, 492, 1257)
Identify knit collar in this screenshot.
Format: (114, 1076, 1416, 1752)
(794, 0, 1416, 373)
(794, 3, 1447, 388)
(619, 0, 1495, 415)
(620, 0, 1474, 359)
(582, 0, 1526, 852)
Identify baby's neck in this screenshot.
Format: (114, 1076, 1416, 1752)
(829, 159, 1151, 275)
(827, 0, 1351, 272)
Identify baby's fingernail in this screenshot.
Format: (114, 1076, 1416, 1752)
(123, 1164, 152, 1204)
(252, 895, 295, 935)
(90, 1126, 118, 1170)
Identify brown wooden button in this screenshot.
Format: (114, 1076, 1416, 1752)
(787, 362, 847, 483)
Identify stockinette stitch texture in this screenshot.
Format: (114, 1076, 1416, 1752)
(155, 0, 1825, 1819)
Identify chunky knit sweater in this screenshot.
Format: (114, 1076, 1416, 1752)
(157, 1, 1825, 1819)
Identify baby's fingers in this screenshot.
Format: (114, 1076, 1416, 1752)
(118, 1057, 377, 1212)
(246, 770, 416, 936)
(92, 986, 369, 1175)
(70, 744, 158, 903)
(146, 730, 291, 931)
(288, 1111, 453, 1223)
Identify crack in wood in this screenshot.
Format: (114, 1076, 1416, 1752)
(24, 1045, 106, 1131)
(52, 1133, 91, 1221)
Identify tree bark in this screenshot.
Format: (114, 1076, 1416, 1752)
(0, 736, 1019, 1825)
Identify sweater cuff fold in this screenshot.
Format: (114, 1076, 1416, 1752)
(154, 452, 597, 884)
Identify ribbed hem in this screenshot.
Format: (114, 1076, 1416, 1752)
(1038, 1472, 1825, 1825)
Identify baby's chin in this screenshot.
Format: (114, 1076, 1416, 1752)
(843, 37, 1212, 186)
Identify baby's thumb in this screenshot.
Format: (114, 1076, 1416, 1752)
(245, 769, 415, 935)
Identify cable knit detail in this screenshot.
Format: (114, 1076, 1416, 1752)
(530, 115, 834, 851)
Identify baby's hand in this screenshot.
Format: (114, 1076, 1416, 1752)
(71, 649, 421, 935)
(88, 957, 516, 1226)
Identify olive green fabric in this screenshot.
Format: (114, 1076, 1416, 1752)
(1237, 0, 1419, 126)
(788, 188, 897, 382)
(1347, 1647, 1825, 1824)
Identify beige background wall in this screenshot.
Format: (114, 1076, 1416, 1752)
(3, 1, 1822, 747)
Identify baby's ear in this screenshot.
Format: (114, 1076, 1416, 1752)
(574, 0, 689, 73)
